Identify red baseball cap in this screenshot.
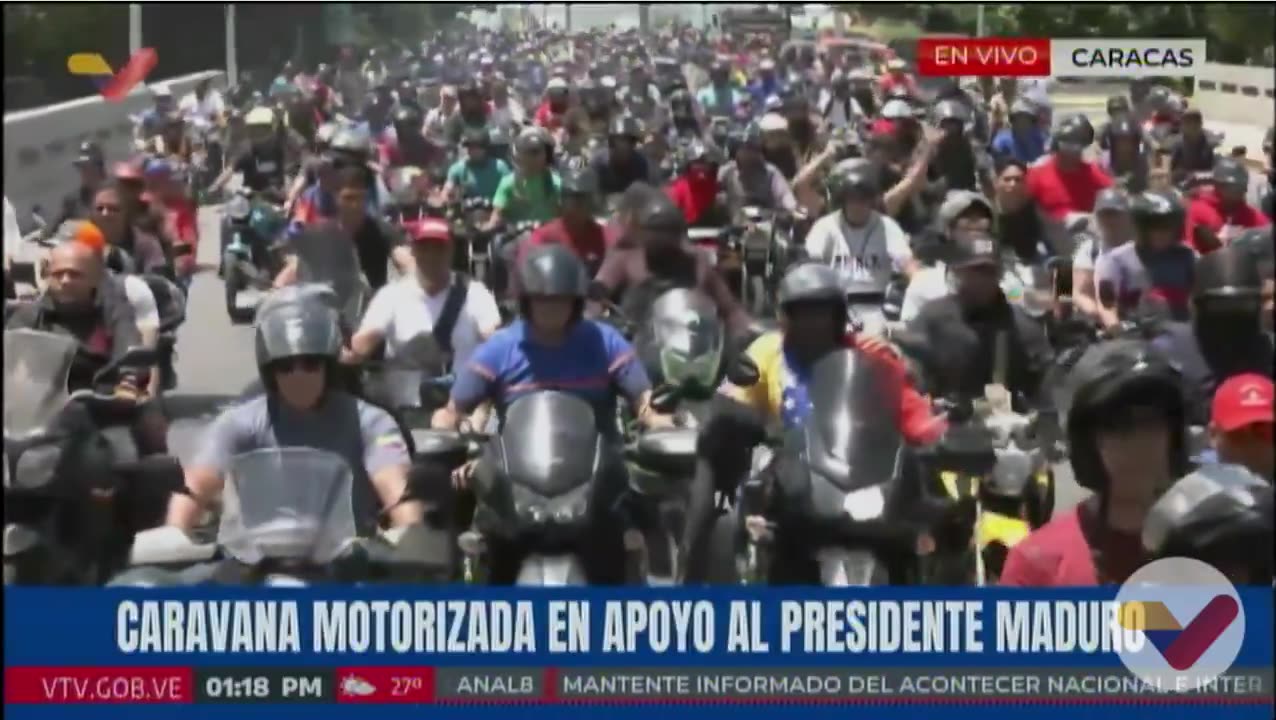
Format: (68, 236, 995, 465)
(405, 218, 452, 245)
(1211, 374, 1274, 433)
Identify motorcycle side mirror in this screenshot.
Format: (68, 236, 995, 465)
(726, 354, 760, 387)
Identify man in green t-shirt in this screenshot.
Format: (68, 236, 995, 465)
(443, 127, 512, 201)
(486, 128, 561, 229)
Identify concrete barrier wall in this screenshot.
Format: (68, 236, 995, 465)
(3, 71, 225, 221)
(1194, 63, 1275, 127)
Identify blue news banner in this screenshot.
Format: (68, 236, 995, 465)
(4, 587, 1273, 720)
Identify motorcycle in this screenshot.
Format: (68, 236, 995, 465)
(4, 329, 176, 585)
(448, 196, 496, 282)
(419, 392, 655, 586)
(112, 447, 449, 586)
(360, 332, 455, 432)
(922, 389, 1056, 586)
(221, 189, 287, 324)
(731, 205, 793, 317)
(737, 347, 927, 586)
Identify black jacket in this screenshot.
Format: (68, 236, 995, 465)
(907, 292, 1055, 413)
(5, 276, 142, 391)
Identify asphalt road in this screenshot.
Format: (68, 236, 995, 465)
(163, 202, 1093, 519)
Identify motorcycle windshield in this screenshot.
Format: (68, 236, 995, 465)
(291, 224, 369, 327)
(499, 392, 601, 498)
(217, 448, 357, 565)
(647, 289, 724, 395)
(803, 348, 902, 492)
(3, 330, 76, 437)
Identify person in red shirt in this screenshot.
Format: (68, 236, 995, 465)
(533, 78, 572, 132)
(516, 168, 607, 288)
(1000, 340, 1189, 587)
(1184, 158, 1271, 254)
(877, 58, 918, 98)
(142, 159, 198, 285)
(666, 142, 725, 227)
(1026, 116, 1114, 222)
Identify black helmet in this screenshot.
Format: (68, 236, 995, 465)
(1130, 189, 1184, 236)
(1062, 339, 1188, 493)
(608, 115, 643, 141)
(1008, 98, 1037, 121)
(635, 194, 687, 235)
(517, 244, 589, 300)
(393, 106, 422, 128)
(669, 89, 693, 110)
(1212, 157, 1249, 188)
(777, 262, 847, 308)
(828, 161, 880, 203)
(462, 125, 491, 148)
(489, 125, 511, 149)
(739, 122, 764, 151)
(1143, 464, 1273, 580)
(933, 99, 970, 126)
(1054, 114, 1094, 153)
(253, 285, 343, 385)
(1192, 244, 1264, 311)
(456, 79, 482, 98)
(560, 167, 600, 196)
(330, 126, 373, 158)
(1106, 95, 1130, 115)
(1108, 114, 1140, 141)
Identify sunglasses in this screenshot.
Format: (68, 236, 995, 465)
(272, 356, 326, 374)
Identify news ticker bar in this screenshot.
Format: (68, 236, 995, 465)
(5, 667, 1273, 705)
(914, 37, 1209, 78)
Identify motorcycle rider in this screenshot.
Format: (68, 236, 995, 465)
(803, 164, 917, 332)
(993, 157, 1068, 264)
(6, 240, 168, 456)
(533, 77, 572, 132)
(165, 287, 424, 534)
(382, 106, 440, 170)
(878, 58, 917, 99)
(990, 99, 1048, 166)
(518, 168, 608, 279)
(1095, 189, 1196, 322)
(817, 70, 865, 132)
(1168, 108, 1218, 184)
(1071, 188, 1136, 328)
(698, 59, 747, 120)
(484, 128, 561, 231)
(41, 141, 107, 239)
(667, 141, 728, 228)
(591, 193, 750, 338)
(747, 59, 785, 108)
(1001, 339, 1188, 586)
(443, 127, 512, 202)
(592, 116, 653, 196)
(1144, 462, 1273, 584)
(488, 76, 526, 128)
(443, 80, 492, 148)
(89, 181, 171, 279)
(681, 263, 946, 583)
(1207, 374, 1274, 482)
(667, 88, 703, 141)
(1102, 114, 1150, 193)
(345, 217, 502, 409)
(718, 124, 798, 216)
(424, 85, 458, 141)
(1184, 158, 1270, 254)
(431, 246, 670, 584)
(1151, 246, 1274, 423)
(209, 106, 288, 201)
(134, 86, 177, 149)
(1026, 115, 1113, 222)
(906, 229, 1055, 415)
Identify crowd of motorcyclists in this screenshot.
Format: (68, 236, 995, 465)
(3, 20, 1273, 588)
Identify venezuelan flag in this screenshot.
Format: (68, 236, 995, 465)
(67, 52, 115, 92)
